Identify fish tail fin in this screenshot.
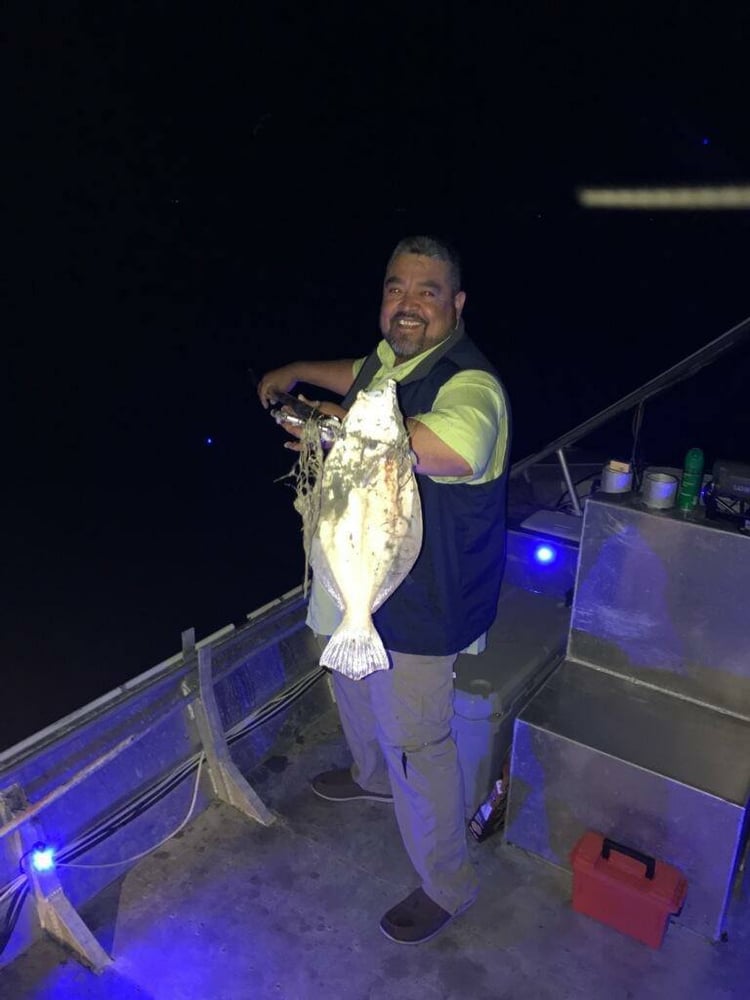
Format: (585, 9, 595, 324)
(319, 622, 389, 679)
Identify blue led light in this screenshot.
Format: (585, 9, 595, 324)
(701, 137, 710, 146)
(534, 544, 557, 565)
(206, 437, 213, 446)
(31, 847, 56, 872)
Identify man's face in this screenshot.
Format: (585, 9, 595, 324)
(379, 253, 466, 363)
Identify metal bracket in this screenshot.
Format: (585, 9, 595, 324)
(188, 640, 274, 827)
(556, 448, 583, 516)
(0, 787, 111, 973)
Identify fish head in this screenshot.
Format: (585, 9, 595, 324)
(345, 380, 403, 444)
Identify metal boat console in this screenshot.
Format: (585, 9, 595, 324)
(506, 493, 750, 940)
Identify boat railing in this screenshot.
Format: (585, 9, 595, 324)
(509, 313, 750, 513)
(0, 586, 317, 971)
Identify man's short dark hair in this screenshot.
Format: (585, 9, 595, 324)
(387, 235, 462, 294)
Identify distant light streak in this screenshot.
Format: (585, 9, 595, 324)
(577, 185, 750, 210)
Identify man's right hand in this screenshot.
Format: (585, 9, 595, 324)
(257, 364, 301, 409)
(275, 396, 347, 452)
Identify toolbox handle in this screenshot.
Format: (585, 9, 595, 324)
(601, 838, 656, 880)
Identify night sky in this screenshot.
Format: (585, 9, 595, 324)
(4, 5, 750, 748)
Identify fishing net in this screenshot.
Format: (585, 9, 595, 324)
(280, 419, 326, 596)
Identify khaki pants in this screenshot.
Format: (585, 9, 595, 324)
(322, 639, 478, 914)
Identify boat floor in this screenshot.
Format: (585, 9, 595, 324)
(4, 705, 750, 999)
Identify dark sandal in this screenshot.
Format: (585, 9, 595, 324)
(380, 888, 465, 944)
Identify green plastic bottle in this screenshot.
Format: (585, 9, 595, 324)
(677, 447, 704, 511)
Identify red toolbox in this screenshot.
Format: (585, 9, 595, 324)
(570, 832, 688, 948)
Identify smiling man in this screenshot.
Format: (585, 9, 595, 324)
(381, 247, 466, 361)
(258, 235, 511, 944)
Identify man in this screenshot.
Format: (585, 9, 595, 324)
(258, 235, 511, 944)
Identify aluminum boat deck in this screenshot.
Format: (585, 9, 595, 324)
(3, 701, 749, 1000)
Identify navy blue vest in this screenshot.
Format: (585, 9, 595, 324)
(371, 335, 511, 655)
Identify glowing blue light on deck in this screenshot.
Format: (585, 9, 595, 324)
(206, 437, 213, 446)
(31, 846, 56, 872)
(533, 544, 557, 565)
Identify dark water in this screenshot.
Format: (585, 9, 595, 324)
(4, 6, 750, 750)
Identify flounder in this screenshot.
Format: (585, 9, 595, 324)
(310, 379, 422, 679)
